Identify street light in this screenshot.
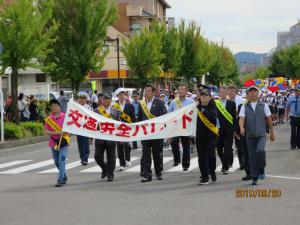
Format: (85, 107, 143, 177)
(104, 36, 121, 88)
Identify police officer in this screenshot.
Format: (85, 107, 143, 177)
(285, 84, 300, 149)
(94, 93, 120, 182)
(113, 88, 136, 171)
(168, 84, 194, 171)
(138, 85, 166, 182)
(196, 85, 218, 185)
(239, 86, 275, 185)
(216, 86, 236, 175)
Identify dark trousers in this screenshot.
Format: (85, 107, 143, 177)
(132, 141, 138, 149)
(117, 142, 131, 167)
(196, 136, 217, 180)
(246, 136, 266, 179)
(77, 135, 90, 163)
(290, 116, 300, 148)
(94, 141, 116, 178)
(141, 139, 163, 178)
(235, 136, 250, 175)
(216, 129, 233, 170)
(171, 136, 191, 168)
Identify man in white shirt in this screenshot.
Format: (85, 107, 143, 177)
(239, 86, 275, 185)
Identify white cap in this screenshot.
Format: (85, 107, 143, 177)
(114, 88, 126, 96)
(78, 91, 88, 98)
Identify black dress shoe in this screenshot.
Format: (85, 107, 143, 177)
(101, 172, 106, 179)
(242, 174, 252, 181)
(81, 161, 88, 166)
(183, 168, 188, 171)
(141, 177, 152, 182)
(239, 165, 245, 170)
(211, 173, 217, 182)
(156, 176, 163, 180)
(251, 178, 258, 185)
(173, 162, 179, 167)
(107, 177, 114, 182)
(290, 146, 296, 150)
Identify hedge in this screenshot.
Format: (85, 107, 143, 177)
(20, 122, 44, 136)
(4, 122, 44, 140)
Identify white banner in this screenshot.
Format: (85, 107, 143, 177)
(62, 100, 197, 142)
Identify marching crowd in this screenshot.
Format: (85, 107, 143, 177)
(44, 83, 300, 187)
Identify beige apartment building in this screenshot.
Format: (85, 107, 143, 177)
(90, 0, 171, 92)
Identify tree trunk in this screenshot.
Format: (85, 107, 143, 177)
(11, 66, 20, 123)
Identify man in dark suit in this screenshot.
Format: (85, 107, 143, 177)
(113, 88, 136, 171)
(216, 86, 236, 174)
(138, 85, 166, 182)
(94, 93, 120, 182)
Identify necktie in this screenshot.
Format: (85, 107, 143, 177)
(295, 96, 299, 111)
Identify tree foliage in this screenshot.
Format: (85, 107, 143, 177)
(270, 43, 300, 78)
(255, 66, 272, 79)
(43, 0, 117, 93)
(0, 0, 57, 122)
(121, 28, 164, 89)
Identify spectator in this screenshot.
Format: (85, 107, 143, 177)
(57, 90, 69, 113)
(29, 95, 38, 122)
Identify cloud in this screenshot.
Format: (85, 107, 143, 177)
(167, 0, 300, 53)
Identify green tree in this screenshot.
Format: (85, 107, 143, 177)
(43, 0, 117, 93)
(270, 43, 300, 78)
(255, 66, 272, 79)
(121, 28, 164, 90)
(0, 0, 57, 122)
(206, 43, 239, 85)
(177, 20, 211, 83)
(151, 22, 183, 75)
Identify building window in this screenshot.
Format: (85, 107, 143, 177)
(130, 23, 141, 35)
(36, 73, 46, 83)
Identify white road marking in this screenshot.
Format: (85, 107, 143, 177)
(126, 157, 173, 172)
(80, 157, 138, 173)
(0, 160, 54, 174)
(167, 157, 198, 172)
(0, 160, 32, 169)
(38, 158, 95, 174)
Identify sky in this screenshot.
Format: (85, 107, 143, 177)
(167, 0, 300, 54)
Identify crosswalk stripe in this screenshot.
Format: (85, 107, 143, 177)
(0, 160, 32, 169)
(126, 157, 173, 173)
(229, 157, 240, 172)
(166, 157, 199, 172)
(0, 160, 54, 174)
(216, 157, 239, 173)
(38, 158, 95, 174)
(80, 157, 139, 173)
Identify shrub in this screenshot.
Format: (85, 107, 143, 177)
(4, 122, 32, 139)
(20, 122, 44, 136)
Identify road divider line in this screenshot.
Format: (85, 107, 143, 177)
(267, 175, 300, 180)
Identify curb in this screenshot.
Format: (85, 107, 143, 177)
(0, 136, 48, 150)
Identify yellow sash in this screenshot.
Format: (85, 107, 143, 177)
(215, 99, 233, 125)
(113, 103, 133, 123)
(44, 116, 71, 150)
(198, 111, 219, 136)
(98, 106, 112, 119)
(140, 99, 155, 119)
(175, 98, 183, 109)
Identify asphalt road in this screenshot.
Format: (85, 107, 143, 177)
(0, 123, 299, 225)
